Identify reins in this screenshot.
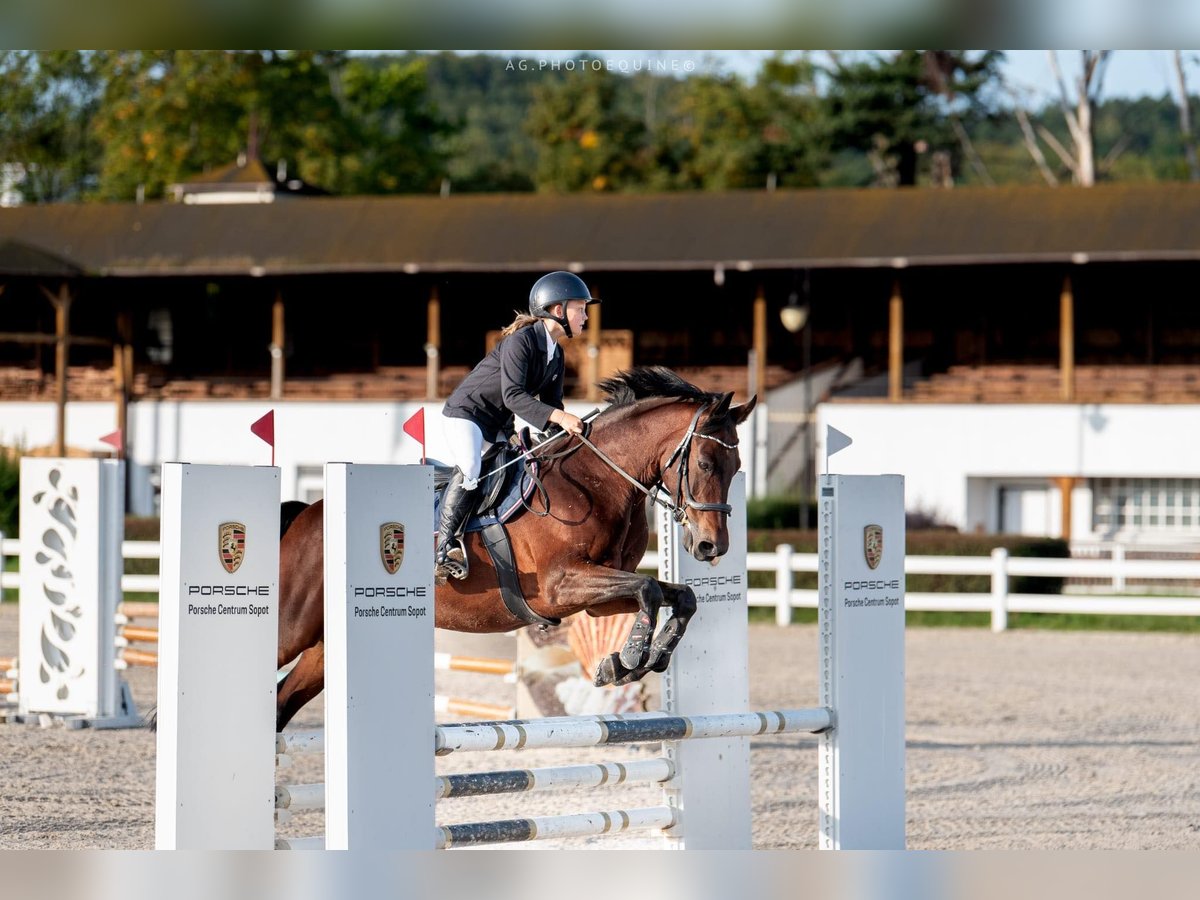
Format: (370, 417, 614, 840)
(519, 400, 737, 525)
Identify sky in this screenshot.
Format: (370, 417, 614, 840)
(486, 50, 1191, 103)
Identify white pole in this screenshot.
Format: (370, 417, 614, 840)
(658, 472, 752, 849)
(18, 458, 132, 724)
(991, 547, 1009, 633)
(155, 464, 280, 849)
(775, 542, 794, 627)
(818, 474, 906, 850)
(323, 463, 435, 850)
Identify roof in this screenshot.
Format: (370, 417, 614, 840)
(0, 238, 85, 277)
(1, 183, 1198, 277)
(175, 158, 274, 190)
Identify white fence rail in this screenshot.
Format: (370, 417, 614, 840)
(4, 537, 1200, 632)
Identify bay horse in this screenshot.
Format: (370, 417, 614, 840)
(274, 367, 756, 731)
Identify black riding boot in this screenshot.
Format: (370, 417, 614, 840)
(435, 469, 476, 580)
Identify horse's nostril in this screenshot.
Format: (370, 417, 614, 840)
(697, 541, 716, 558)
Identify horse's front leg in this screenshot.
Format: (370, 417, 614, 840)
(548, 565, 664, 686)
(643, 581, 698, 674)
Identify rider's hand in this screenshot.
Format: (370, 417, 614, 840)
(550, 410, 586, 435)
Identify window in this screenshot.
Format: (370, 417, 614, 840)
(1092, 478, 1200, 532)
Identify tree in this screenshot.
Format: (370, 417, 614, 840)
(1171, 51, 1200, 182)
(332, 57, 450, 195)
(88, 51, 450, 200)
(0, 51, 101, 202)
(526, 65, 648, 192)
(824, 50, 1003, 187)
(636, 54, 826, 192)
(1007, 51, 1114, 187)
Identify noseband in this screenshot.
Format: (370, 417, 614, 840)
(573, 401, 736, 526)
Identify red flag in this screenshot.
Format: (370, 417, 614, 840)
(403, 407, 426, 465)
(99, 429, 123, 454)
(251, 410, 275, 466)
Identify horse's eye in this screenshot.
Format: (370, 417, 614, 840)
(698, 458, 713, 473)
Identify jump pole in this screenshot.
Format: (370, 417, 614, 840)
(323, 463, 435, 850)
(154, 463, 280, 849)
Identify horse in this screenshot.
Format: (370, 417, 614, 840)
(274, 366, 756, 731)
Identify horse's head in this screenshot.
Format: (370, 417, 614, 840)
(668, 391, 757, 562)
(594, 367, 758, 563)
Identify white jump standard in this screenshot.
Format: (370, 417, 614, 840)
(155, 467, 905, 850)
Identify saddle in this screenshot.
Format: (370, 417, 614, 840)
(431, 430, 559, 628)
(431, 429, 540, 531)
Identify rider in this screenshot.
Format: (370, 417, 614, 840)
(436, 271, 599, 580)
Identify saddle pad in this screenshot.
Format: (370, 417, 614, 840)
(432, 457, 541, 536)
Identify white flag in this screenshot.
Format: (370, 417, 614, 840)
(827, 425, 853, 457)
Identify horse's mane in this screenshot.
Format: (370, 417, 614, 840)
(596, 367, 734, 434)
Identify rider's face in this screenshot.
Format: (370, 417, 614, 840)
(562, 300, 588, 336)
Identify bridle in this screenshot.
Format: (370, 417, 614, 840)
(570, 401, 736, 526)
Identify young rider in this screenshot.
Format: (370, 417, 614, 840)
(436, 271, 599, 580)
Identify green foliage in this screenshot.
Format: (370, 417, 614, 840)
(0, 51, 102, 202)
(526, 61, 648, 192)
(9, 50, 1200, 200)
(822, 50, 1004, 186)
(652, 57, 827, 191)
(86, 51, 450, 200)
(746, 495, 816, 530)
(0, 449, 17, 538)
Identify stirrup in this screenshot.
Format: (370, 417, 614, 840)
(436, 543, 469, 581)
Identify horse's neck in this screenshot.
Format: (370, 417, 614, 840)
(569, 402, 691, 488)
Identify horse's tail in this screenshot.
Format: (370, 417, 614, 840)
(281, 500, 310, 538)
(145, 705, 157, 731)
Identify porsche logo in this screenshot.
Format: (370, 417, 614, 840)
(380, 522, 405, 575)
(218, 522, 246, 574)
(864, 524, 883, 570)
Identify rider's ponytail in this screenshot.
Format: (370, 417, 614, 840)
(500, 312, 540, 337)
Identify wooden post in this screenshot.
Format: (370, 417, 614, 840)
(270, 292, 285, 400)
(586, 286, 602, 401)
(114, 311, 133, 459)
(753, 285, 767, 401)
(45, 284, 72, 456)
(889, 278, 904, 402)
(425, 285, 441, 400)
(1056, 476, 1076, 541)
(1060, 276, 1075, 402)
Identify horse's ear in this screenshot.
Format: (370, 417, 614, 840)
(731, 394, 757, 425)
(710, 391, 734, 418)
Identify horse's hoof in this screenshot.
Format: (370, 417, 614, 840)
(618, 641, 647, 670)
(648, 654, 671, 674)
(594, 652, 622, 687)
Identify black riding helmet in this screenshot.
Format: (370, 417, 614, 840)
(528, 271, 600, 338)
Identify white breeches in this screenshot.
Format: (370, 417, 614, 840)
(441, 416, 492, 490)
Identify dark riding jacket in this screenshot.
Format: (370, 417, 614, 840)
(443, 322, 564, 443)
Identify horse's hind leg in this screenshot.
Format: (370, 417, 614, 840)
(276, 641, 325, 732)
